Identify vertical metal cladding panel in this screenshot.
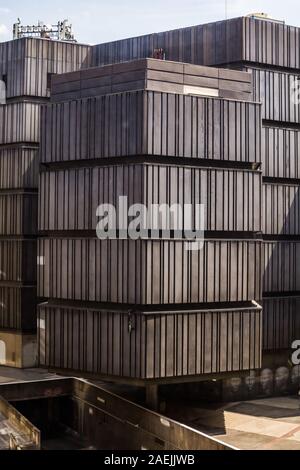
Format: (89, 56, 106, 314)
(40, 91, 144, 163)
(243, 17, 300, 69)
(263, 241, 300, 293)
(37, 239, 262, 304)
(250, 68, 300, 123)
(263, 296, 300, 351)
(143, 92, 261, 162)
(263, 183, 300, 236)
(0, 102, 40, 144)
(0, 193, 38, 235)
(0, 148, 38, 189)
(0, 38, 92, 98)
(39, 165, 262, 233)
(0, 240, 36, 284)
(0, 286, 36, 331)
(91, 18, 243, 67)
(92, 18, 300, 69)
(38, 304, 262, 379)
(40, 91, 261, 164)
(262, 126, 300, 179)
(50, 58, 252, 102)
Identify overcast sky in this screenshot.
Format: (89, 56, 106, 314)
(0, 0, 299, 45)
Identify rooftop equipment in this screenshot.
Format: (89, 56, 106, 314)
(12, 19, 76, 41)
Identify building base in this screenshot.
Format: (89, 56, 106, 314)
(0, 331, 37, 368)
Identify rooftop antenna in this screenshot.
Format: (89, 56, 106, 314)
(12, 18, 77, 41)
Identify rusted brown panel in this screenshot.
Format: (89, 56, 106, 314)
(263, 182, 300, 235)
(263, 241, 300, 293)
(0, 193, 38, 236)
(38, 239, 262, 304)
(0, 148, 38, 190)
(38, 304, 262, 379)
(41, 91, 261, 164)
(0, 286, 36, 331)
(39, 165, 262, 233)
(0, 102, 40, 144)
(263, 296, 300, 351)
(0, 239, 36, 284)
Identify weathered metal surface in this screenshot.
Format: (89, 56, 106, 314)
(0, 37, 92, 98)
(92, 17, 300, 69)
(0, 396, 40, 450)
(0, 37, 94, 342)
(0, 240, 36, 284)
(249, 67, 300, 123)
(38, 304, 261, 379)
(0, 330, 36, 367)
(263, 296, 300, 351)
(0, 147, 38, 190)
(38, 238, 262, 304)
(0, 193, 37, 235)
(41, 90, 261, 163)
(0, 286, 36, 331)
(263, 183, 300, 235)
(0, 102, 40, 144)
(261, 126, 300, 179)
(51, 58, 252, 102)
(263, 241, 300, 293)
(39, 164, 262, 233)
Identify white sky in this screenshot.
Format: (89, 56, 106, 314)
(0, 0, 299, 44)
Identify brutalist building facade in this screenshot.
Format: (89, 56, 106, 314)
(37, 53, 263, 386)
(0, 37, 91, 367)
(1, 16, 299, 400)
(85, 16, 300, 397)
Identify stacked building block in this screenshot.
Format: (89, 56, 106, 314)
(0, 37, 91, 367)
(37, 59, 262, 384)
(89, 16, 300, 397)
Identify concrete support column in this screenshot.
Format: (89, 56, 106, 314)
(146, 384, 159, 411)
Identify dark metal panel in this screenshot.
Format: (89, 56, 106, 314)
(243, 17, 300, 69)
(0, 38, 92, 98)
(38, 304, 262, 379)
(0, 102, 40, 144)
(144, 92, 261, 162)
(263, 182, 300, 235)
(39, 165, 262, 233)
(263, 241, 300, 293)
(41, 91, 261, 164)
(91, 17, 300, 69)
(262, 126, 300, 179)
(38, 239, 262, 304)
(263, 296, 300, 351)
(0, 286, 36, 331)
(0, 148, 38, 190)
(249, 67, 300, 123)
(91, 18, 245, 67)
(41, 91, 144, 163)
(51, 58, 252, 102)
(0, 239, 36, 284)
(0, 193, 38, 236)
